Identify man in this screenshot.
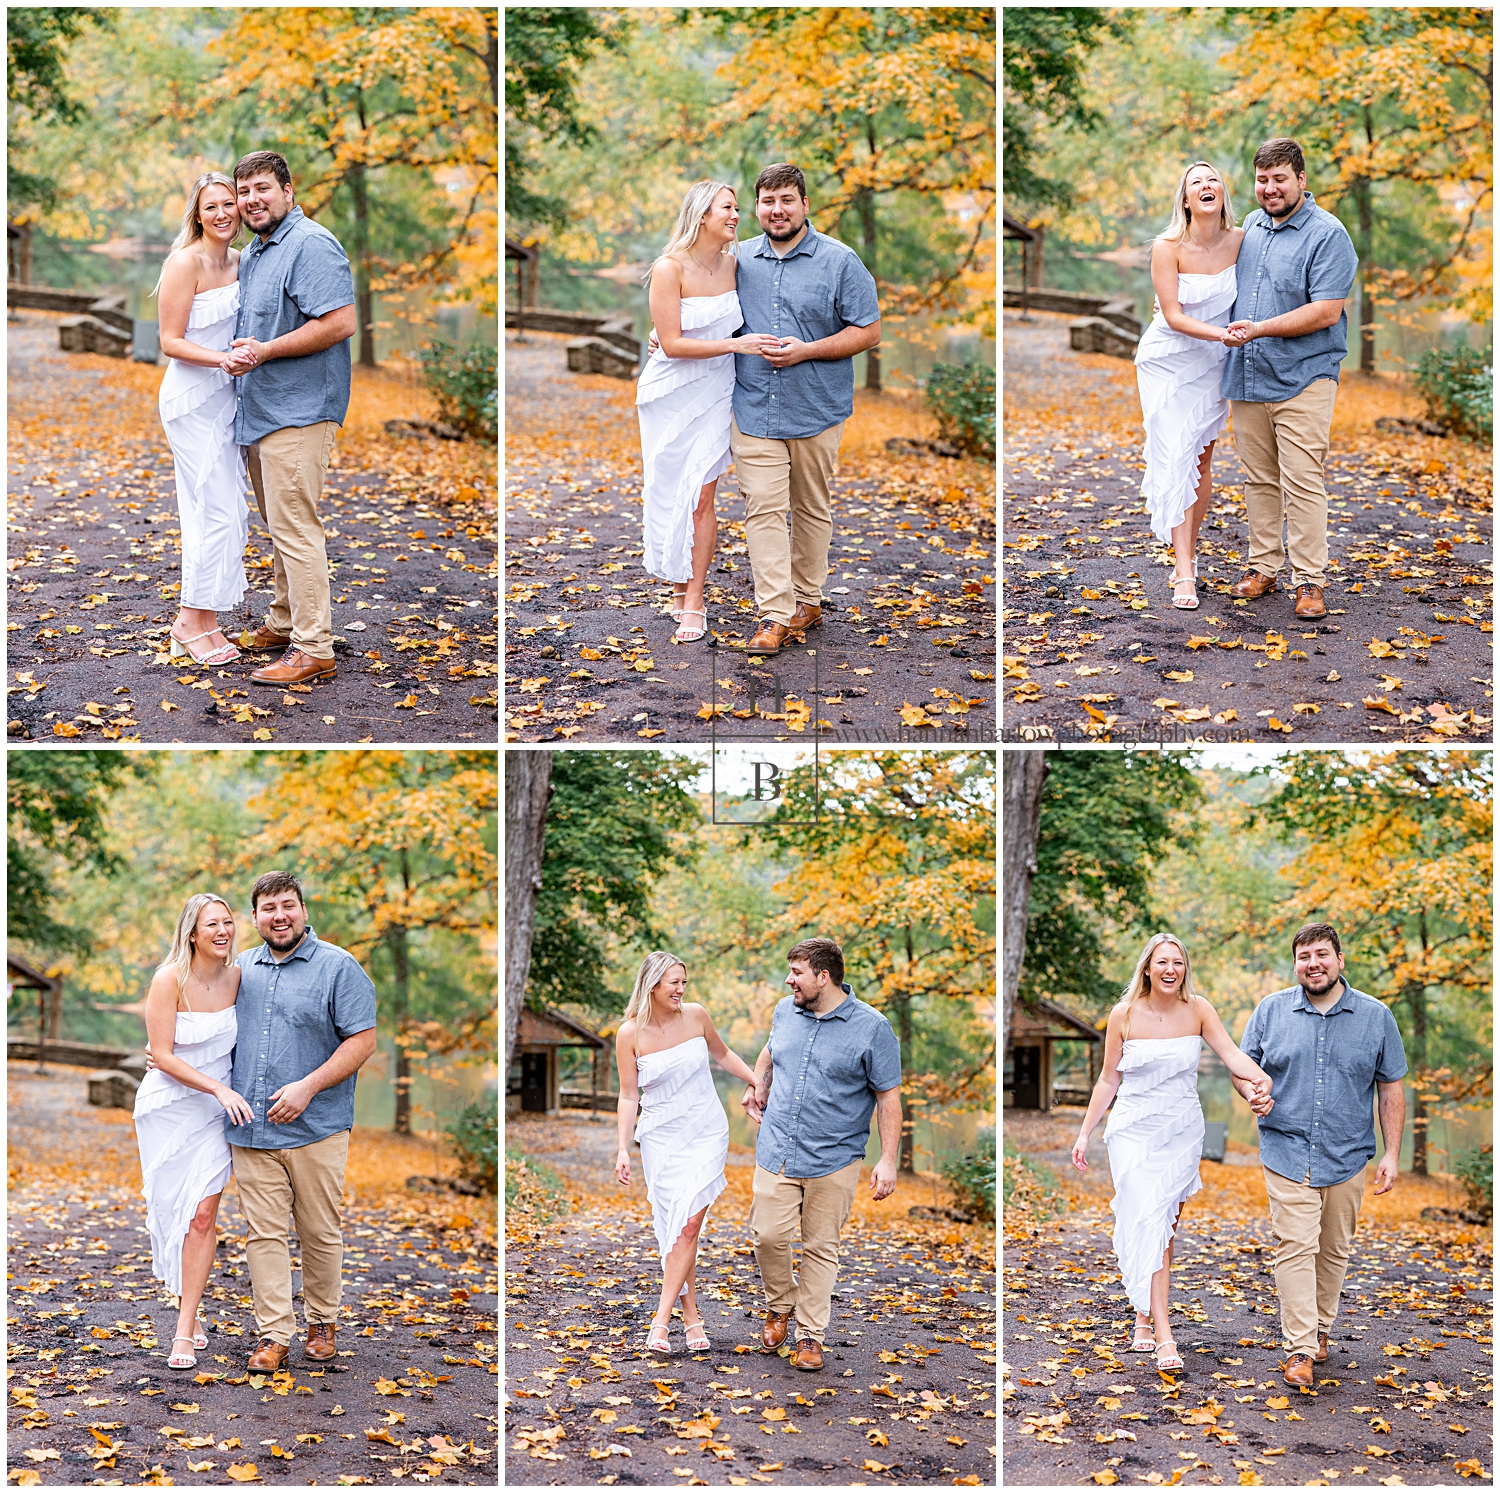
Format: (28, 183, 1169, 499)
(1221, 138, 1359, 622)
(731, 165, 882, 652)
(228, 872, 377, 1371)
(742, 938, 901, 1371)
(1232, 923, 1406, 1389)
(225, 151, 357, 685)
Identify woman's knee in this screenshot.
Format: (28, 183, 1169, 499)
(188, 1199, 220, 1238)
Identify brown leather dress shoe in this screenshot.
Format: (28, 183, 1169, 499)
(1230, 569, 1278, 599)
(244, 622, 293, 651)
(1282, 1352, 1314, 1387)
(761, 1310, 790, 1352)
(790, 602, 822, 633)
(305, 1323, 336, 1361)
(1315, 1332, 1329, 1363)
(747, 620, 792, 653)
(1294, 583, 1327, 620)
(793, 1338, 824, 1372)
(248, 1338, 289, 1372)
(248, 648, 337, 686)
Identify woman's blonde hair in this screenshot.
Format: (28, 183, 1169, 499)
(150, 171, 240, 297)
(1118, 932, 1197, 1039)
(643, 179, 736, 284)
(156, 893, 236, 997)
(1158, 160, 1237, 247)
(622, 951, 686, 1030)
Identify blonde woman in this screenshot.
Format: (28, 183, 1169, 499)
(134, 894, 255, 1369)
(1136, 161, 1246, 609)
(1070, 934, 1272, 1370)
(153, 171, 250, 665)
(636, 181, 778, 642)
(615, 951, 760, 1353)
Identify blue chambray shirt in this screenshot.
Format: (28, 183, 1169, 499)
(224, 926, 377, 1152)
(756, 985, 903, 1179)
(1221, 192, 1359, 403)
(234, 206, 356, 446)
(732, 227, 881, 440)
(1239, 979, 1407, 1187)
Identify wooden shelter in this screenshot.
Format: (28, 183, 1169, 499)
(507, 1006, 607, 1117)
(506, 237, 540, 334)
(1004, 996, 1102, 1112)
(7, 954, 63, 1066)
(1003, 209, 1044, 309)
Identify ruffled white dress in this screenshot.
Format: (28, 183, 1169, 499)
(134, 1006, 237, 1296)
(1135, 265, 1238, 543)
(636, 291, 741, 584)
(158, 280, 250, 611)
(635, 1035, 728, 1284)
(1104, 1035, 1205, 1314)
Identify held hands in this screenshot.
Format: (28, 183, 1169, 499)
(215, 1085, 256, 1127)
(1221, 320, 1257, 348)
(870, 1157, 897, 1201)
(741, 1085, 764, 1123)
(1373, 1153, 1398, 1195)
(730, 334, 780, 357)
(1243, 1071, 1275, 1117)
(615, 1149, 631, 1186)
(221, 337, 266, 376)
(761, 336, 809, 368)
(265, 1077, 315, 1125)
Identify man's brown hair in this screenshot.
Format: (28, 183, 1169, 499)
(251, 870, 305, 912)
(1253, 137, 1306, 178)
(755, 163, 807, 201)
(1291, 921, 1341, 958)
(234, 150, 292, 189)
(788, 937, 843, 987)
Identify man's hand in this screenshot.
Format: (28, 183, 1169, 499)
(647, 327, 659, 356)
(1373, 1153, 1398, 1195)
(266, 1077, 316, 1124)
(1222, 320, 1256, 346)
(762, 336, 810, 369)
(869, 1157, 897, 1201)
(741, 1085, 763, 1123)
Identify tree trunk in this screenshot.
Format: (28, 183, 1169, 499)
(388, 922, 412, 1136)
(1001, 751, 1050, 1059)
(1407, 910, 1430, 1176)
(893, 980, 915, 1175)
(859, 116, 881, 393)
(349, 157, 377, 369)
(504, 751, 554, 1077)
(1356, 105, 1376, 374)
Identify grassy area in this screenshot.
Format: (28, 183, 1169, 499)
(504, 1144, 569, 1233)
(1002, 1137, 1064, 1229)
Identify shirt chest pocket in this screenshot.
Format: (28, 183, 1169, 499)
(1331, 1031, 1378, 1081)
(815, 1045, 865, 1085)
(1271, 271, 1308, 301)
(279, 990, 332, 1033)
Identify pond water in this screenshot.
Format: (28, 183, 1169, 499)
(353, 1033, 496, 1137)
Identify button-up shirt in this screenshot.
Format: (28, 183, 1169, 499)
(732, 227, 881, 440)
(1221, 192, 1358, 403)
(1239, 978, 1407, 1187)
(234, 206, 356, 446)
(755, 985, 902, 1179)
(225, 926, 377, 1152)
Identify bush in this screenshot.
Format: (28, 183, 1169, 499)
(446, 1101, 498, 1194)
(504, 1145, 568, 1225)
(941, 1127, 996, 1223)
(1001, 1138, 1062, 1219)
(924, 360, 995, 459)
(417, 338, 497, 441)
(1412, 346, 1492, 443)
(1453, 1143, 1492, 1221)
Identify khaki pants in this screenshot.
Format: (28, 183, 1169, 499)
(751, 1159, 861, 1345)
(232, 1130, 350, 1346)
(1263, 1164, 1366, 1358)
(1231, 377, 1338, 587)
(247, 421, 338, 659)
(730, 415, 844, 625)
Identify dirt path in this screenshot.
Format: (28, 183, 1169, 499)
(7, 1063, 499, 1485)
(6, 312, 498, 744)
(505, 1116, 996, 1485)
(1001, 313, 1493, 744)
(503, 334, 995, 743)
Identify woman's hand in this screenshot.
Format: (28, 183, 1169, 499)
(215, 1085, 255, 1126)
(615, 1149, 631, 1186)
(730, 334, 778, 356)
(1071, 1133, 1091, 1172)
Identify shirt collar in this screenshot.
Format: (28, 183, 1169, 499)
(1266, 192, 1315, 232)
(1293, 975, 1353, 1014)
(794, 983, 855, 1020)
(752, 223, 820, 260)
(252, 924, 319, 965)
(254, 204, 304, 251)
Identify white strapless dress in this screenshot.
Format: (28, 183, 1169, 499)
(634, 1035, 729, 1281)
(133, 1008, 237, 1295)
(158, 281, 250, 610)
(1134, 265, 1237, 542)
(1104, 1035, 1205, 1314)
(636, 291, 741, 584)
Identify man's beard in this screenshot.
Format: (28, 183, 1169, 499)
(791, 987, 817, 1006)
(1302, 971, 1340, 996)
(264, 925, 303, 951)
(1264, 191, 1301, 221)
(764, 219, 803, 242)
(248, 199, 290, 233)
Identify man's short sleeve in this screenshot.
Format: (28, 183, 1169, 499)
(1375, 1007, 1409, 1083)
(332, 954, 377, 1039)
(1308, 224, 1358, 303)
(868, 1014, 902, 1091)
(835, 250, 881, 329)
(289, 232, 355, 321)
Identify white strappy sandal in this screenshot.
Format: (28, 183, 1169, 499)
(682, 1315, 711, 1352)
(170, 627, 242, 666)
(1170, 571, 1200, 610)
(1155, 1338, 1184, 1371)
(168, 1335, 198, 1370)
(673, 608, 708, 643)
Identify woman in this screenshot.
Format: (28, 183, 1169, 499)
(153, 172, 250, 665)
(615, 951, 760, 1352)
(134, 893, 255, 1369)
(1135, 162, 1245, 610)
(636, 182, 777, 643)
(1070, 933, 1271, 1370)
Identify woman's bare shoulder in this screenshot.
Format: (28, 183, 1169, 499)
(145, 967, 179, 1002)
(616, 1017, 638, 1043)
